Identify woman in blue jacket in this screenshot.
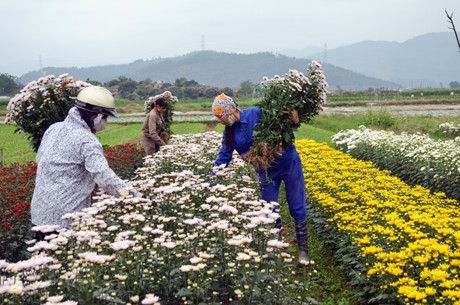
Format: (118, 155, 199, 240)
(212, 93, 309, 266)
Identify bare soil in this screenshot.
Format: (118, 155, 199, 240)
(323, 103, 460, 116)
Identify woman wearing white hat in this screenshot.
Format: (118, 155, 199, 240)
(31, 86, 134, 240)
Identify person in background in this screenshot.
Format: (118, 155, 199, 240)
(211, 93, 309, 266)
(142, 97, 168, 156)
(31, 86, 132, 241)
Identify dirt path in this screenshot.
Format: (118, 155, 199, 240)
(323, 103, 460, 116)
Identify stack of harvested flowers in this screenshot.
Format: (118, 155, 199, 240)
(5, 74, 90, 151)
(243, 60, 328, 170)
(144, 91, 178, 143)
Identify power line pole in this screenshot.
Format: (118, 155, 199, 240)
(39, 55, 46, 75)
(201, 35, 205, 51)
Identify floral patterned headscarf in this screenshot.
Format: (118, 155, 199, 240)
(212, 93, 238, 117)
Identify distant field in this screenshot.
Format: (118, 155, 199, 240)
(0, 122, 226, 165)
(3, 108, 459, 165)
(3, 91, 460, 119)
(1, 90, 459, 165)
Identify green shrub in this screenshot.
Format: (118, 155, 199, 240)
(357, 109, 397, 129)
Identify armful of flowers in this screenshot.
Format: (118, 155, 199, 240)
(242, 61, 328, 170)
(5, 74, 91, 152)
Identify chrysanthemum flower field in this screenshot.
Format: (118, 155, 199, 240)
(0, 133, 318, 305)
(2, 131, 460, 304)
(297, 138, 460, 305)
(332, 126, 460, 201)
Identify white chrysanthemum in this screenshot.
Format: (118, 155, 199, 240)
(31, 224, 60, 233)
(267, 239, 290, 248)
(180, 265, 194, 272)
(218, 205, 238, 215)
(183, 217, 204, 225)
(236, 253, 251, 261)
(6, 256, 55, 272)
(110, 240, 136, 251)
(78, 252, 112, 264)
(161, 242, 176, 249)
(23, 280, 51, 291)
(46, 295, 64, 303)
(141, 293, 160, 305)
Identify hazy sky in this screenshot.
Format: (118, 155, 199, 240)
(1, 0, 458, 77)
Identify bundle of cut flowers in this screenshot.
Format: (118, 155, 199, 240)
(144, 91, 178, 142)
(243, 61, 328, 170)
(5, 74, 90, 152)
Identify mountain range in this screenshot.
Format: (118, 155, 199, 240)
(304, 32, 460, 89)
(19, 32, 459, 90)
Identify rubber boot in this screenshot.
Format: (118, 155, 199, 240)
(295, 218, 310, 267)
(274, 218, 284, 241)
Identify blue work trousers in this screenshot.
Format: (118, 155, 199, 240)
(257, 149, 307, 223)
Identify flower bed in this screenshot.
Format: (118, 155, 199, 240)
(297, 138, 460, 304)
(104, 143, 144, 180)
(0, 133, 318, 305)
(332, 126, 460, 202)
(0, 162, 37, 262)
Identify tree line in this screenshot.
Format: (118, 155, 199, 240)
(3, 72, 460, 101)
(0, 73, 260, 100)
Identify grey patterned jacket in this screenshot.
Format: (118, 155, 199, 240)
(31, 107, 128, 228)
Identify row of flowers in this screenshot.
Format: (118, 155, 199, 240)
(297, 138, 460, 304)
(439, 122, 460, 137)
(0, 133, 318, 305)
(0, 143, 145, 263)
(332, 126, 460, 202)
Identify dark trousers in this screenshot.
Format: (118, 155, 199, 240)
(32, 224, 58, 242)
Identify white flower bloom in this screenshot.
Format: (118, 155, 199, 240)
(183, 217, 204, 225)
(267, 239, 290, 248)
(131, 295, 140, 303)
(236, 253, 251, 261)
(141, 293, 160, 305)
(115, 274, 128, 281)
(198, 252, 211, 259)
(31, 224, 60, 233)
(151, 228, 164, 235)
(200, 204, 211, 210)
(23, 280, 51, 291)
(228, 239, 243, 246)
(161, 242, 176, 249)
(218, 205, 238, 215)
(190, 257, 202, 264)
(6, 256, 55, 272)
(142, 226, 153, 233)
(46, 295, 64, 303)
(60, 271, 76, 281)
(110, 240, 136, 251)
(179, 265, 194, 272)
(78, 252, 112, 264)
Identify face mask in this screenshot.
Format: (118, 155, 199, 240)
(227, 114, 236, 126)
(93, 113, 107, 132)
